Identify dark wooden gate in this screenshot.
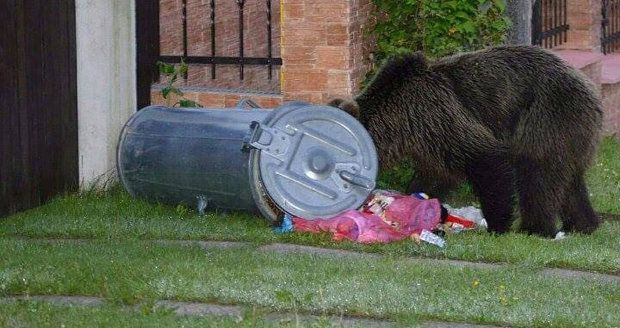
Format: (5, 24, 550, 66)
(0, 0, 78, 217)
(136, 0, 161, 110)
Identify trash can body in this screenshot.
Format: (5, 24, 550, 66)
(117, 106, 267, 213)
(117, 103, 378, 222)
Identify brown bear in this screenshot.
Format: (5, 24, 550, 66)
(329, 46, 603, 237)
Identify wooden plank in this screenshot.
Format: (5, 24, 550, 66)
(62, 0, 79, 191)
(21, 0, 42, 206)
(0, 0, 19, 216)
(31, 0, 78, 202)
(14, 0, 33, 213)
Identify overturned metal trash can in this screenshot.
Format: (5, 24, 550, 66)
(117, 101, 378, 222)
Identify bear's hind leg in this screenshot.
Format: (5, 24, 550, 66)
(465, 150, 516, 234)
(560, 173, 601, 234)
(514, 158, 566, 237)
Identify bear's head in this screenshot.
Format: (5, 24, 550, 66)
(327, 52, 428, 123)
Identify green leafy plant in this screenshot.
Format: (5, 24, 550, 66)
(372, 0, 511, 61)
(157, 60, 202, 108)
(376, 160, 415, 192)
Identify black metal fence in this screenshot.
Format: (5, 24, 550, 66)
(159, 0, 282, 81)
(602, 0, 620, 54)
(532, 0, 569, 48)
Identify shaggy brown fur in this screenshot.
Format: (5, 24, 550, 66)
(329, 46, 603, 237)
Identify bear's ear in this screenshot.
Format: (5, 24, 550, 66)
(385, 51, 428, 77)
(327, 98, 360, 118)
(382, 51, 428, 78)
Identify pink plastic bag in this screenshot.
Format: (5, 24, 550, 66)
(292, 191, 442, 244)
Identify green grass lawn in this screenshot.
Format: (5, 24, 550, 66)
(1, 240, 619, 327)
(1, 137, 619, 327)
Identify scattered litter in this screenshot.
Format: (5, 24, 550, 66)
(273, 213, 294, 234)
(196, 195, 208, 215)
(554, 231, 566, 240)
(412, 192, 430, 200)
(418, 229, 446, 248)
(365, 192, 395, 218)
(277, 191, 492, 247)
(443, 204, 488, 229)
(439, 212, 478, 234)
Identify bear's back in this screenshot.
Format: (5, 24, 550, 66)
(430, 46, 597, 140)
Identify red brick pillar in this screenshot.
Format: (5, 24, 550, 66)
(557, 0, 602, 51)
(281, 0, 374, 104)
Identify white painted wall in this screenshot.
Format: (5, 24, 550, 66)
(76, 0, 136, 188)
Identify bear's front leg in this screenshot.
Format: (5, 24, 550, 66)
(465, 150, 516, 234)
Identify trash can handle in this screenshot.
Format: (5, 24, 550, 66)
(237, 98, 261, 109)
(339, 170, 375, 190)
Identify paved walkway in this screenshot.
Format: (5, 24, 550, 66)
(17, 237, 620, 283)
(156, 240, 619, 283)
(0, 295, 501, 328)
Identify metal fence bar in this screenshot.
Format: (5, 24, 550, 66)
(600, 0, 620, 54)
(182, 0, 188, 58)
(160, 0, 282, 81)
(613, 0, 615, 52)
(238, 0, 245, 80)
(553, 0, 560, 46)
(160, 55, 282, 66)
(603, 0, 607, 53)
(210, 0, 216, 79)
(267, 0, 273, 80)
(563, 0, 567, 42)
(544, 0, 548, 46)
(542, 0, 546, 47)
(532, 0, 542, 45)
(611, 0, 618, 52)
(613, 0, 615, 53)
(532, 0, 569, 48)
(612, 0, 620, 51)
(182, 0, 188, 80)
(546, 0, 550, 47)
(611, 0, 614, 52)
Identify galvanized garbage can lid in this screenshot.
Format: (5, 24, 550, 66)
(249, 104, 378, 219)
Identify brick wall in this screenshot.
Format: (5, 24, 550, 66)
(602, 82, 620, 135)
(280, 0, 374, 103)
(580, 60, 603, 91)
(349, 0, 375, 96)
